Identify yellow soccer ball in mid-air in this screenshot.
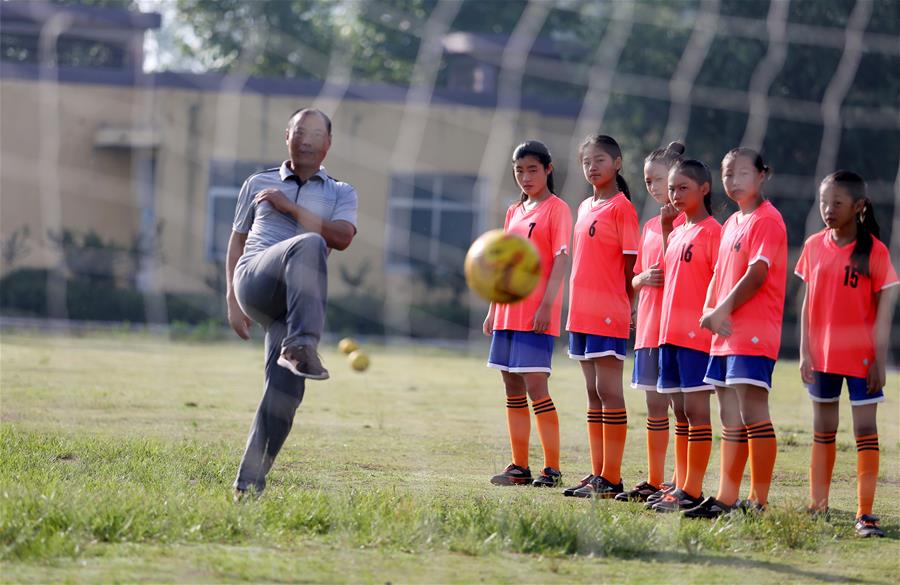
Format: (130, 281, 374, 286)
(338, 337, 359, 355)
(348, 350, 370, 372)
(464, 229, 541, 304)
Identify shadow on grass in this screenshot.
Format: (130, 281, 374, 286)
(646, 551, 871, 584)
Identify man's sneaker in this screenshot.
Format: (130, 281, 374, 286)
(277, 345, 330, 380)
(854, 515, 885, 538)
(661, 481, 675, 490)
(682, 496, 737, 519)
(615, 481, 661, 502)
(571, 475, 623, 499)
(532, 467, 562, 487)
(491, 464, 532, 486)
(645, 485, 676, 509)
(807, 506, 830, 519)
(652, 489, 704, 513)
(562, 474, 594, 497)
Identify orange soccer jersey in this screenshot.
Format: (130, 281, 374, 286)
(567, 192, 641, 338)
(634, 213, 685, 350)
(709, 200, 787, 360)
(492, 195, 573, 337)
(659, 216, 722, 352)
(795, 229, 899, 378)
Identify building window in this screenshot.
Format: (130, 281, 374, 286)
(386, 174, 481, 273)
(205, 160, 273, 261)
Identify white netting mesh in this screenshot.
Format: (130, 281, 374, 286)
(1, 0, 897, 352)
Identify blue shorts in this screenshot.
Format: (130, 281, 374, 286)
(807, 371, 884, 406)
(631, 347, 660, 391)
(704, 355, 776, 391)
(487, 330, 554, 374)
(657, 345, 715, 393)
(568, 332, 627, 361)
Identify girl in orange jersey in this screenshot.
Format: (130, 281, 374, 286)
(617, 141, 688, 503)
(797, 171, 898, 537)
(650, 160, 722, 513)
(484, 140, 573, 488)
(562, 135, 640, 499)
(685, 148, 787, 519)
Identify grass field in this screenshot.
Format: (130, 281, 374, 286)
(1, 331, 898, 583)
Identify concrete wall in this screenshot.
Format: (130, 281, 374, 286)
(1, 76, 582, 301)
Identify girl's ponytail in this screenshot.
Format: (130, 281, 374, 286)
(852, 197, 880, 277)
(824, 170, 879, 277)
(615, 171, 631, 200)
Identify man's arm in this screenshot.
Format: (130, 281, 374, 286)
(292, 207, 356, 251)
(226, 230, 252, 340)
(253, 188, 355, 250)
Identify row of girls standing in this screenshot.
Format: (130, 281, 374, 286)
(484, 136, 897, 536)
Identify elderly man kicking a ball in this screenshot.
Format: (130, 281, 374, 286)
(225, 108, 358, 499)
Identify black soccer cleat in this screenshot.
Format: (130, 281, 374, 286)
(652, 488, 704, 513)
(682, 496, 737, 519)
(615, 481, 661, 502)
(854, 515, 885, 538)
(532, 467, 562, 487)
(562, 474, 594, 497)
(570, 475, 623, 499)
(645, 485, 676, 509)
(490, 463, 533, 486)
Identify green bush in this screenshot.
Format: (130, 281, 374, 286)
(0, 268, 216, 325)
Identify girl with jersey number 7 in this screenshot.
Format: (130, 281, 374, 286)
(562, 135, 640, 499)
(796, 171, 898, 538)
(484, 140, 574, 489)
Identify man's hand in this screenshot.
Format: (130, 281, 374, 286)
(866, 359, 886, 394)
(533, 302, 552, 334)
(254, 188, 296, 216)
(227, 296, 252, 340)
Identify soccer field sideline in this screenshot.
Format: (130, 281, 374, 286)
(1, 331, 898, 583)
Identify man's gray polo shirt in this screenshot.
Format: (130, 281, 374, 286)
(232, 161, 358, 265)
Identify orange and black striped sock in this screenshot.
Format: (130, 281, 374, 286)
(747, 421, 777, 506)
(810, 431, 836, 511)
(674, 421, 689, 488)
(601, 408, 627, 485)
(683, 424, 713, 499)
(856, 434, 879, 517)
(646, 417, 669, 488)
(716, 426, 748, 505)
(588, 409, 604, 476)
(532, 397, 560, 471)
(505, 396, 530, 469)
